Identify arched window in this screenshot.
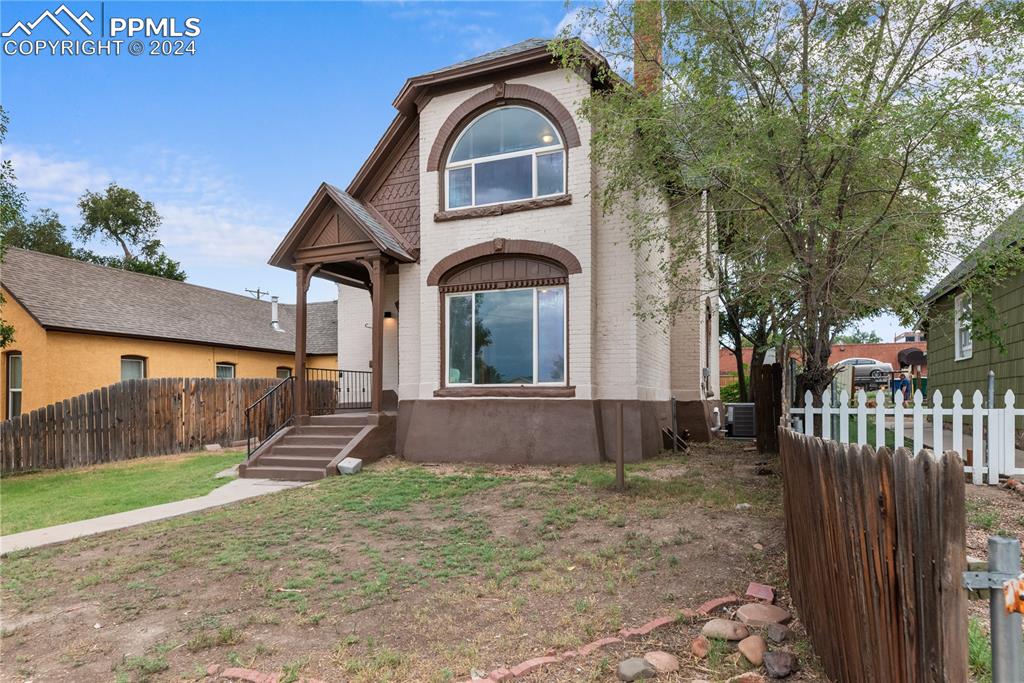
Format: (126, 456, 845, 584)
(445, 106, 565, 210)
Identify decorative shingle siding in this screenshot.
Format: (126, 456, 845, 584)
(369, 134, 421, 248)
(927, 268, 1024, 425)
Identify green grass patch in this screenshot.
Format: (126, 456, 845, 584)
(0, 452, 242, 534)
(968, 617, 992, 683)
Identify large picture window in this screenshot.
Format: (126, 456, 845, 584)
(445, 106, 565, 210)
(446, 286, 566, 386)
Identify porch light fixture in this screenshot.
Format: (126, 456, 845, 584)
(383, 311, 393, 319)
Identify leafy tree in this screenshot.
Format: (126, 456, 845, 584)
(3, 209, 76, 258)
(76, 183, 185, 281)
(555, 1, 1024, 397)
(835, 328, 883, 344)
(0, 106, 22, 347)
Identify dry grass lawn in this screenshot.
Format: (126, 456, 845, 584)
(0, 442, 828, 682)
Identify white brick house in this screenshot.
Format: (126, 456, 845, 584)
(263, 38, 719, 469)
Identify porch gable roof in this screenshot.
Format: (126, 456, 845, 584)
(269, 182, 416, 274)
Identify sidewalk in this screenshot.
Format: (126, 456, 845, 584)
(0, 477, 307, 555)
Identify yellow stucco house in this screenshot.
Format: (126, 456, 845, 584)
(0, 247, 338, 418)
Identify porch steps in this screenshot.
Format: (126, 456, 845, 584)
(239, 412, 374, 481)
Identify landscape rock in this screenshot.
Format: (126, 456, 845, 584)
(701, 618, 749, 641)
(617, 657, 656, 681)
(204, 443, 223, 452)
(738, 634, 767, 666)
(735, 603, 791, 627)
(763, 651, 799, 678)
(690, 635, 710, 658)
(735, 503, 753, 511)
(765, 623, 791, 644)
(643, 651, 679, 673)
(745, 582, 775, 603)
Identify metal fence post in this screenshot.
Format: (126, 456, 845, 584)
(989, 536, 1023, 682)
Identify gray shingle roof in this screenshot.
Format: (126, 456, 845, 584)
(1, 247, 337, 354)
(924, 205, 1024, 302)
(418, 38, 551, 78)
(323, 184, 413, 260)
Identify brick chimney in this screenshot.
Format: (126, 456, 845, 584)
(633, 0, 663, 95)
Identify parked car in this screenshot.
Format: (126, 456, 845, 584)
(834, 357, 893, 384)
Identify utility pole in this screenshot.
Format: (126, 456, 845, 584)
(246, 287, 269, 301)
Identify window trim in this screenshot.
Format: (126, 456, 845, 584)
(444, 106, 567, 211)
(215, 362, 237, 379)
(444, 285, 568, 388)
(276, 366, 292, 379)
(6, 351, 22, 419)
(120, 355, 148, 381)
(954, 292, 973, 361)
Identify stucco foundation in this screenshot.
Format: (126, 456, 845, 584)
(396, 398, 713, 464)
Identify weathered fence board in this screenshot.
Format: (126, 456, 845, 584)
(0, 377, 336, 474)
(779, 427, 967, 682)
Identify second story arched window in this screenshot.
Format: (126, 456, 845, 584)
(445, 106, 565, 210)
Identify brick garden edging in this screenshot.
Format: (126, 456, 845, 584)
(453, 595, 739, 683)
(206, 664, 327, 683)
(203, 594, 744, 683)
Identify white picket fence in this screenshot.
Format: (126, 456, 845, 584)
(790, 388, 1024, 485)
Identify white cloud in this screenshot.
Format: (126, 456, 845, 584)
(5, 144, 288, 267)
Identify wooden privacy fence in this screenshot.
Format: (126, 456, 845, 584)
(0, 377, 336, 474)
(779, 427, 966, 682)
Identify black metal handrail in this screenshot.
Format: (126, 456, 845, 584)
(307, 368, 371, 412)
(244, 376, 294, 458)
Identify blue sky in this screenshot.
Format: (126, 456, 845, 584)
(2, 0, 905, 338)
(2, 0, 576, 304)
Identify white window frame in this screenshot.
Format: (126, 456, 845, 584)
(120, 356, 147, 381)
(445, 106, 567, 210)
(444, 285, 567, 387)
(954, 292, 973, 361)
(215, 362, 236, 379)
(6, 352, 22, 419)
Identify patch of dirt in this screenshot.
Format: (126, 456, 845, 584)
(1, 441, 820, 683)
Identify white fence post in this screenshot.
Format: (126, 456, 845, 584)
(822, 389, 833, 441)
(932, 389, 944, 455)
(972, 390, 985, 486)
(875, 390, 886, 450)
(1003, 390, 1016, 481)
(839, 390, 850, 443)
(912, 390, 924, 455)
(803, 390, 814, 436)
(894, 392, 905, 450)
(856, 389, 868, 446)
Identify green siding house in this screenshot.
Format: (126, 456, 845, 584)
(924, 206, 1023, 447)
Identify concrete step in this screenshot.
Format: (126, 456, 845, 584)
(240, 465, 325, 481)
(271, 444, 341, 458)
(282, 434, 353, 447)
(258, 454, 336, 468)
(309, 414, 369, 426)
(294, 425, 363, 437)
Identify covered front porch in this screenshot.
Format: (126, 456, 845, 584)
(239, 183, 416, 480)
(272, 182, 415, 422)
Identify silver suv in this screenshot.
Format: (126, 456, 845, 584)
(834, 357, 893, 384)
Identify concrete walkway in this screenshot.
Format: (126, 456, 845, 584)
(0, 477, 307, 555)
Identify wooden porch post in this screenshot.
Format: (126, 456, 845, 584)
(294, 263, 309, 421)
(369, 256, 384, 414)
